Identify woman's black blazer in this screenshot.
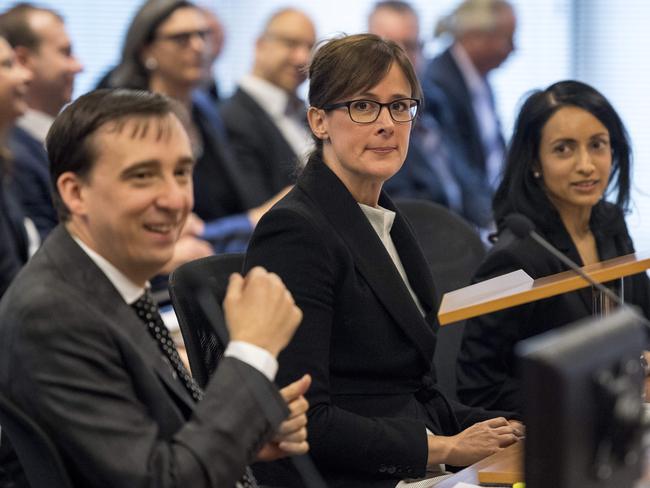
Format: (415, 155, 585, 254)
(245, 160, 508, 487)
(457, 202, 650, 414)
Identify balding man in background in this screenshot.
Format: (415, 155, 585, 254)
(220, 8, 315, 206)
(423, 0, 516, 229)
(0, 3, 83, 240)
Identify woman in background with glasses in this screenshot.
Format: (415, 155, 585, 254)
(244, 34, 521, 488)
(105, 0, 286, 254)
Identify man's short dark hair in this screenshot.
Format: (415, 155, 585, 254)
(46, 89, 188, 221)
(0, 3, 63, 50)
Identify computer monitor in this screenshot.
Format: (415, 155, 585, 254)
(516, 307, 647, 488)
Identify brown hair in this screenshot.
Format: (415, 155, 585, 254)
(47, 89, 189, 221)
(307, 33, 422, 157)
(0, 3, 64, 50)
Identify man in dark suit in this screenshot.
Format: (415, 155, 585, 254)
(0, 4, 83, 240)
(368, 1, 487, 226)
(0, 89, 310, 487)
(220, 8, 315, 206)
(423, 0, 516, 228)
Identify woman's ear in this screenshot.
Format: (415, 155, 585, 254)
(307, 106, 328, 141)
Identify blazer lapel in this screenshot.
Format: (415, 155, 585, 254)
(43, 226, 196, 411)
(298, 162, 437, 366)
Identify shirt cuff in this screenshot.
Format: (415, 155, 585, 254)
(224, 341, 278, 381)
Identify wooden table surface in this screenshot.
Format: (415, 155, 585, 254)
(435, 441, 523, 488)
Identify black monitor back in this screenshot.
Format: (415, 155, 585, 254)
(517, 307, 646, 488)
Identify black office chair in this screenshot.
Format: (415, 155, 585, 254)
(395, 198, 486, 400)
(0, 392, 73, 488)
(168, 253, 244, 388)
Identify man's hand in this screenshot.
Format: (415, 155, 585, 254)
(223, 267, 302, 357)
(247, 186, 292, 226)
(257, 374, 311, 462)
(159, 235, 214, 275)
(180, 212, 205, 237)
(427, 417, 520, 467)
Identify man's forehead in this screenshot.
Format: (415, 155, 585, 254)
(27, 10, 65, 38)
(371, 9, 419, 39)
(266, 11, 315, 39)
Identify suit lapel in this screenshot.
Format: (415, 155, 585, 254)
(43, 226, 196, 411)
(298, 162, 437, 366)
(192, 93, 257, 211)
(235, 88, 297, 161)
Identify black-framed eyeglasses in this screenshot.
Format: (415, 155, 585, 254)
(322, 98, 419, 124)
(155, 29, 212, 47)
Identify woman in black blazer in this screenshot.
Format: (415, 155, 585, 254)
(244, 34, 521, 488)
(456, 80, 650, 414)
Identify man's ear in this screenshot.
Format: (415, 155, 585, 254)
(307, 106, 328, 141)
(13, 45, 34, 69)
(57, 171, 88, 217)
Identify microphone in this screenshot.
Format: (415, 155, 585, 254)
(503, 213, 623, 306)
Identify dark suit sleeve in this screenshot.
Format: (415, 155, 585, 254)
(245, 207, 429, 477)
(456, 247, 535, 414)
(8, 291, 285, 488)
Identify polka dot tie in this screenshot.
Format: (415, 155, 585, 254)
(131, 291, 259, 488)
(131, 290, 203, 402)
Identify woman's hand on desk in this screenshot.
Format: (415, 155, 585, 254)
(427, 417, 520, 467)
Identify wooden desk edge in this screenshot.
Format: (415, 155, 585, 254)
(439, 254, 650, 325)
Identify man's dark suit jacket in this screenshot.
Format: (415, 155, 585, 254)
(191, 91, 262, 222)
(457, 202, 650, 414)
(0, 225, 287, 487)
(422, 49, 505, 181)
(7, 126, 58, 240)
(0, 165, 28, 298)
(245, 160, 511, 488)
(220, 87, 298, 207)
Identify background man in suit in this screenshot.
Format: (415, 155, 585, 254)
(423, 0, 516, 228)
(0, 3, 83, 240)
(368, 1, 472, 225)
(220, 8, 315, 206)
(0, 89, 310, 487)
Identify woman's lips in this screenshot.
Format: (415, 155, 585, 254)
(367, 146, 397, 153)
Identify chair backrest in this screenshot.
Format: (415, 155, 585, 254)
(168, 253, 244, 388)
(0, 392, 73, 488)
(395, 199, 486, 400)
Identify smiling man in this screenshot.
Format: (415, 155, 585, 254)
(0, 3, 83, 239)
(0, 89, 309, 488)
(220, 8, 315, 206)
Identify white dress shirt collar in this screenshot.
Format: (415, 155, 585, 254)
(239, 74, 290, 119)
(16, 109, 55, 144)
(72, 235, 145, 304)
(358, 203, 396, 241)
(238, 74, 313, 164)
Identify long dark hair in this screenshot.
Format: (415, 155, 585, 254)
(493, 80, 631, 232)
(108, 0, 194, 90)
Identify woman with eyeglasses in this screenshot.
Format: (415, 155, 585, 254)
(105, 0, 286, 254)
(244, 34, 521, 488)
